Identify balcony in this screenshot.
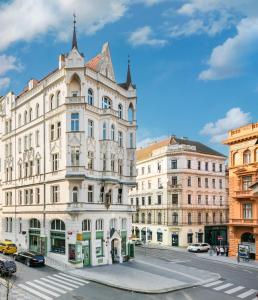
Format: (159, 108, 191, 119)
(230, 218, 258, 226)
(233, 190, 256, 199)
(167, 184, 182, 191)
(67, 202, 135, 213)
(65, 96, 85, 104)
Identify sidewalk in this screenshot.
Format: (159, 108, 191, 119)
(196, 252, 258, 269)
(68, 254, 220, 294)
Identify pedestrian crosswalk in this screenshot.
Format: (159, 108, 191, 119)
(18, 272, 89, 300)
(203, 280, 257, 299)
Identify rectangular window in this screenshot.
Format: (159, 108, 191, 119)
(36, 188, 40, 204)
(88, 151, 94, 170)
(118, 188, 123, 204)
(157, 162, 161, 172)
(171, 176, 177, 186)
(118, 131, 123, 147)
(148, 180, 151, 189)
(172, 194, 178, 205)
(29, 189, 33, 204)
(24, 136, 27, 150)
(71, 113, 79, 131)
(141, 167, 145, 175)
(187, 176, 191, 187)
(187, 160, 191, 169)
(19, 190, 22, 205)
(243, 203, 252, 219)
(71, 147, 80, 166)
(36, 130, 40, 147)
(111, 154, 115, 172)
(198, 161, 201, 170)
(158, 178, 162, 188)
(29, 161, 33, 176)
(57, 122, 61, 139)
(187, 194, 191, 204)
(50, 124, 55, 141)
(52, 153, 59, 172)
(129, 132, 134, 148)
(212, 178, 216, 189)
(118, 159, 123, 176)
(171, 160, 177, 169)
(129, 160, 134, 177)
(220, 196, 223, 206)
(142, 197, 145, 206)
(25, 162, 29, 177)
(103, 154, 106, 171)
(242, 176, 252, 190)
(148, 196, 151, 205)
(205, 195, 208, 205)
(148, 165, 151, 173)
(25, 189, 29, 205)
(205, 178, 208, 188)
(205, 162, 208, 171)
(198, 195, 201, 204)
(198, 177, 201, 187)
(88, 120, 94, 138)
(219, 179, 223, 189)
(36, 159, 40, 175)
(219, 164, 223, 172)
(88, 185, 93, 203)
(157, 195, 162, 205)
(52, 185, 60, 203)
(212, 163, 216, 172)
(18, 138, 21, 153)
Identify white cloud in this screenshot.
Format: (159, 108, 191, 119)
(0, 55, 21, 75)
(199, 18, 258, 80)
(128, 26, 167, 46)
(0, 0, 128, 50)
(139, 0, 165, 6)
(0, 78, 10, 90)
(200, 107, 251, 143)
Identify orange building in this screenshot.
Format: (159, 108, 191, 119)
(224, 123, 258, 260)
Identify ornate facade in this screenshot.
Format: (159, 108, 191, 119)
(0, 22, 137, 267)
(130, 137, 228, 247)
(224, 123, 258, 260)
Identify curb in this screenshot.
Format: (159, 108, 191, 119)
(66, 271, 221, 294)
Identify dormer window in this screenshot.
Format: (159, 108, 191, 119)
(102, 97, 111, 109)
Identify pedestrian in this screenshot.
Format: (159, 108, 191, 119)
(225, 246, 229, 257)
(220, 246, 225, 256)
(216, 246, 219, 256)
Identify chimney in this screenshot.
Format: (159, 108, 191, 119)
(28, 79, 37, 90)
(59, 54, 65, 69)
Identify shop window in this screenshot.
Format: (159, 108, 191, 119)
(187, 233, 193, 244)
(50, 219, 65, 254)
(157, 232, 163, 242)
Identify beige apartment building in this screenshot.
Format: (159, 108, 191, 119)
(130, 136, 228, 247)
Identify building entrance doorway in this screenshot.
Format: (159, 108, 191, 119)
(82, 243, 90, 266)
(111, 238, 120, 263)
(172, 234, 179, 246)
(241, 232, 256, 260)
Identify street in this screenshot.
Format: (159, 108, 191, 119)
(0, 248, 257, 300)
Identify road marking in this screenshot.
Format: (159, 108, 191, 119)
(18, 284, 53, 300)
(53, 274, 84, 285)
(47, 276, 79, 288)
(225, 286, 245, 294)
(237, 289, 257, 298)
(203, 280, 224, 287)
(213, 283, 234, 291)
(26, 281, 60, 297)
(41, 278, 74, 291)
(59, 273, 89, 283)
(34, 279, 67, 294)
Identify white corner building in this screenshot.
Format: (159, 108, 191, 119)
(0, 21, 137, 267)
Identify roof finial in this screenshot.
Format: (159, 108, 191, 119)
(72, 13, 78, 50)
(126, 54, 132, 87)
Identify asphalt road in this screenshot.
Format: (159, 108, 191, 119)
(0, 249, 257, 300)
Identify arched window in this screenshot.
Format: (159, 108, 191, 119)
(188, 213, 192, 225)
(50, 94, 54, 110)
(111, 124, 115, 141)
(158, 212, 162, 224)
(35, 103, 39, 118)
(24, 110, 28, 124)
(51, 219, 65, 231)
(96, 219, 103, 231)
(128, 103, 134, 122)
(243, 150, 251, 164)
(147, 213, 151, 224)
(118, 103, 123, 119)
(82, 219, 91, 231)
(18, 114, 21, 127)
(102, 97, 111, 109)
(198, 212, 202, 224)
(88, 89, 94, 105)
(141, 213, 145, 224)
(172, 212, 178, 225)
(29, 218, 40, 228)
(29, 108, 32, 122)
(110, 218, 117, 229)
(72, 187, 78, 203)
(103, 123, 107, 140)
(56, 91, 60, 107)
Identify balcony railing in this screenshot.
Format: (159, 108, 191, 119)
(230, 218, 258, 225)
(233, 190, 255, 198)
(167, 184, 182, 190)
(65, 96, 85, 104)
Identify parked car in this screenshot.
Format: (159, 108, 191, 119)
(13, 251, 45, 267)
(0, 258, 17, 276)
(132, 238, 143, 246)
(187, 243, 210, 253)
(0, 240, 17, 255)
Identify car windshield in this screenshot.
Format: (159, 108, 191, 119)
(3, 261, 15, 267)
(7, 244, 16, 247)
(192, 244, 200, 246)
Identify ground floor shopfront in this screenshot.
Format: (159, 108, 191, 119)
(132, 223, 206, 247)
(204, 225, 228, 246)
(1, 213, 135, 267)
(228, 225, 258, 260)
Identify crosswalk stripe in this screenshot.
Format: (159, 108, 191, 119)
(59, 273, 89, 284)
(47, 276, 79, 288)
(225, 286, 245, 294)
(18, 284, 53, 300)
(53, 274, 84, 285)
(238, 289, 257, 299)
(34, 279, 67, 294)
(26, 282, 60, 297)
(203, 280, 224, 287)
(41, 278, 73, 291)
(213, 283, 234, 291)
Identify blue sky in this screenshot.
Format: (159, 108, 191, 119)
(1, 0, 258, 155)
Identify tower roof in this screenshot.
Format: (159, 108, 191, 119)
(72, 14, 78, 50)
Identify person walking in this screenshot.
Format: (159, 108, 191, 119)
(216, 246, 220, 256)
(225, 246, 229, 257)
(220, 246, 225, 256)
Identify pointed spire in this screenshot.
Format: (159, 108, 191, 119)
(72, 13, 78, 50)
(126, 55, 132, 87)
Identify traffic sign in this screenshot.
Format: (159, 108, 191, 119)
(218, 236, 223, 240)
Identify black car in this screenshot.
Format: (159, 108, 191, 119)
(13, 251, 45, 267)
(0, 258, 17, 276)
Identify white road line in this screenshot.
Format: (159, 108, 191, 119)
(59, 273, 89, 283)
(53, 274, 84, 285)
(47, 276, 79, 288)
(18, 284, 53, 300)
(41, 278, 74, 291)
(213, 283, 234, 291)
(34, 279, 67, 294)
(225, 286, 245, 294)
(203, 280, 224, 287)
(26, 282, 60, 297)
(238, 289, 257, 299)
